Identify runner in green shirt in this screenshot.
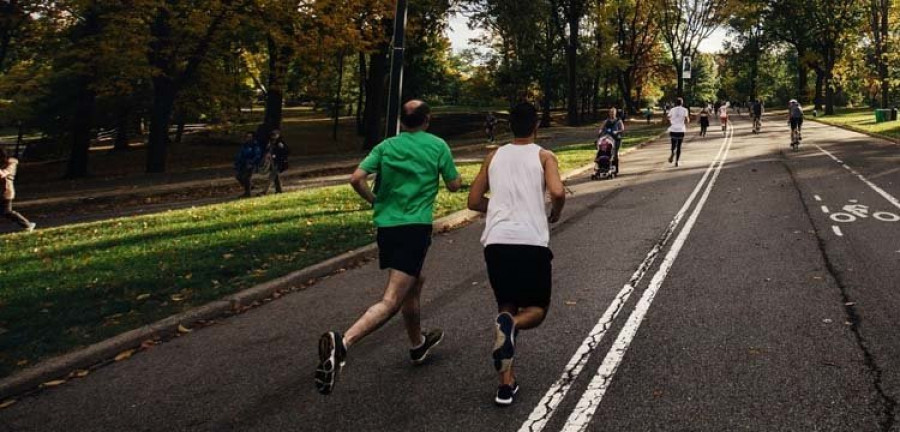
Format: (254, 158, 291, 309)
(315, 100, 462, 395)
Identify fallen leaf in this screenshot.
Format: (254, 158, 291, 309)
(565, 301, 577, 306)
(823, 319, 833, 324)
(136, 294, 151, 301)
(0, 399, 16, 409)
(15, 360, 27, 366)
(42, 379, 66, 388)
(177, 324, 192, 334)
(114, 349, 136, 362)
(140, 340, 157, 350)
(69, 370, 90, 378)
(222, 253, 234, 260)
(170, 294, 185, 302)
(652, 389, 664, 398)
(845, 302, 856, 307)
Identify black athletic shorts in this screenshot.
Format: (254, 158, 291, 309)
(484, 244, 554, 310)
(376, 224, 433, 277)
(790, 117, 803, 130)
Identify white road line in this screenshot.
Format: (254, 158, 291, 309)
(821, 206, 830, 214)
(561, 125, 735, 432)
(814, 195, 823, 202)
(517, 126, 733, 432)
(832, 226, 844, 237)
(814, 144, 900, 211)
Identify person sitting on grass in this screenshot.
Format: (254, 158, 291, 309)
(234, 132, 261, 198)
(0, 147, 36, 232)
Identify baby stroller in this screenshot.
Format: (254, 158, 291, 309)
(591, 134, 618, 180)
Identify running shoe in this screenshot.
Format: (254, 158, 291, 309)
(495, 381, 520, 406)
(493, 313, 516, 372)
(668, 154, 673, 163)
(315, 331, 346, 395)
(410, 329, 444, 365)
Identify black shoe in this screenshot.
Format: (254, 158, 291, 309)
(410, 329, 444, 365)
(493, 313, 516, 372)
(495, 381, 520, 406)
(668, 155, 673, 163)
(315, 331, 346, 395)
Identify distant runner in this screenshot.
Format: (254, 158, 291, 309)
(315, 100, 462, 395)
(485, 112, 498, 143)
(468, 102, 566, 406)
(667, 98, 690, 167)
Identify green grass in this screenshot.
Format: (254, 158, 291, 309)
(814, 107, 900, 140)
(0, 127, 663, 378)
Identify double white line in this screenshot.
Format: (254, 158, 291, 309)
(520, 125, 736, 432)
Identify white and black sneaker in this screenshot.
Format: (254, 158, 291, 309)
(315, 331, 346, 395)
(410, 329, 444, 365)
(493, 313, 516, 372)
(495, 381, 520, 406)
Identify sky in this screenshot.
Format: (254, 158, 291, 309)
(447, 12, 730, 54)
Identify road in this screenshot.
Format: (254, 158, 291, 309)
(1, 116, 899, 431)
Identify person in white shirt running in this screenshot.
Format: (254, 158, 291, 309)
(667, 98, 691, 167)
(467, 102, 566, 407)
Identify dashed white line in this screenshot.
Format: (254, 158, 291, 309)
(560, 125, 735, 432)
(814, 144, 900, 211)
(821, 206, 830, 214)
(517, 125, 734, 432)
(832, 226, 843, 237)
(814, 195, 823, 202)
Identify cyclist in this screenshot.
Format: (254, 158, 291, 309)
(751, 99, 763, 133)
(788, 99, 804, 148)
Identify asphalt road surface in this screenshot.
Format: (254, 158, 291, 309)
(2, 116, 899, 431)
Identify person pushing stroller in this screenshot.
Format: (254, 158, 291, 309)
(598, 108, 624, 173)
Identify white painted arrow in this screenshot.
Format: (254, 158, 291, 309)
(843, 204, 869, 218)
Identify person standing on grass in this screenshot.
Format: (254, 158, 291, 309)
(486, 112, 498, 143)
(261, 129, 289, 195)
(667, 97, 690, 167)
(467, 102, 566, 406)
(0, 147, 36, 232)
(315, 100, 462, 396)
(235, 132, 261, 198)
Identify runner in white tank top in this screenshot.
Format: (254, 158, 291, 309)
(480, 143, 549, 247)
(467, 102, 566, 406)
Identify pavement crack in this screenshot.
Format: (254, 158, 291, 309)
(781, 156, 897, 432)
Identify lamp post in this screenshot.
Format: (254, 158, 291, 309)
(385, 0, 409, 138)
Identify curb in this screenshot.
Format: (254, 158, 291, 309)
(0, 132, 664, 401)
(809, 118, 900, 147)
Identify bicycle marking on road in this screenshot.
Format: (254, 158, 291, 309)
(517, 124, 734, 432)
(814, 144, 900, 212)
(814, 195, 823, 202)
(560, 125, 735, 432)
(833, 226, 844, 237)
(821, 206, 830, 214)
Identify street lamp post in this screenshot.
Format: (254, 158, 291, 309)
(385, 0, 409, 138)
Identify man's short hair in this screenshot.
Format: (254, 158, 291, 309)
(509, 102, 539, 138)
(400, 100, 430, 129)
(675, 98, 684, 106)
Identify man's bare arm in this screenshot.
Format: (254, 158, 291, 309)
(467, 152, 495, 213)
(349, 168, 376, 205)
(541, 150, 565, 223)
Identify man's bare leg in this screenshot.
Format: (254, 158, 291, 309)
(401, 276, 426, 346)
(497, 306, 546, 386)
(343, 270, 418, 348)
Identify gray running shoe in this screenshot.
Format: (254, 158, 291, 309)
(410, 329, 444, 365)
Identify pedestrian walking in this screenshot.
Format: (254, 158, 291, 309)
(261, 129, 289, 195)
(718, 102, 729, 133)
(0, 147, 36, 232)
(467, 102, 566, 406)
(315, 100, 462, 396)
(667, 98, 690, 167)
(644, 106, 652, 124)
(234, 132, 261, 198)
(485, 112, 498, 143)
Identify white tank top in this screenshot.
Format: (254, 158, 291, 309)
(481, 143, 550, 247)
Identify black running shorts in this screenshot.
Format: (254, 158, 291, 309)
(376, 224, 433, 277)
(790, 117, 803, 130)
(484, 244, 553, 310)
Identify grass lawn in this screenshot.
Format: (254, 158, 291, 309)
(813, 107, 900, 140)
(0, 126, 663, 378)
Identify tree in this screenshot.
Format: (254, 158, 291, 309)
(561, 0, 586, 125)
(807, 0, 864, 114)
(869, 0, 890, 107)
(654, 0, 727, 97)
(609, 0, 659, 113)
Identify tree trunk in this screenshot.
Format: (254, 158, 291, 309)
(814, 68, 824, 111)
(263, 35, 289, 135)
(566, 10, 580, 126)
(333, 51, 345, 141)
(357, 52, 367, 135)
(146, 76, 176, 173)
(363, 45, 389, 150)
(65, 83, 96, 179)
(797, 46, 809, 104)
(113, 108, 131, 151)
(825, 70, 836, 115)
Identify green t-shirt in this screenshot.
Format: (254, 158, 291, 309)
(359, 131, 460, 227)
